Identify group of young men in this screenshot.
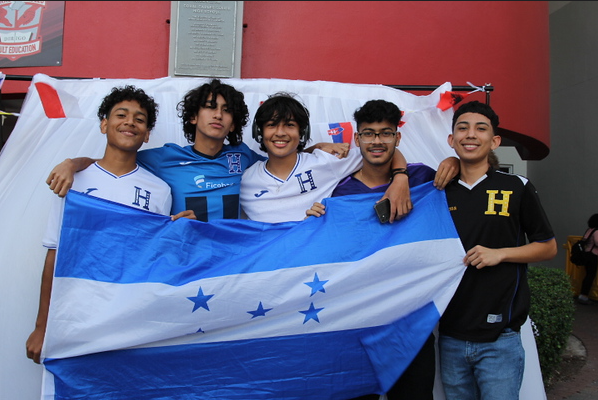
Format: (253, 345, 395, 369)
(26, 78, 557, 400)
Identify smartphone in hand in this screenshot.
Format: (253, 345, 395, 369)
(374, 198, 391, 223)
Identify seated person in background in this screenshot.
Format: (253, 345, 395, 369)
(577, 213, 598, 305)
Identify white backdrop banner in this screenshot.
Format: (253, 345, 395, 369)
(0, 74, 544, 399)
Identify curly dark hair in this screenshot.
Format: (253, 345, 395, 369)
(452, 100, 499, 135)
(253, 92, 311, 152)
(353, 99, 402, 131)
(588, 214, 598, 229)
(97, 85, 158, 131)
(177, 79, 249, 145)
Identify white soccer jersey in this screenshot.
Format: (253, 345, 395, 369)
(43, 162, 172, 248)
(240, 148, 362, 223)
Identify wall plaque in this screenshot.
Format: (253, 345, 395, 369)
(169, 1, 242, 78)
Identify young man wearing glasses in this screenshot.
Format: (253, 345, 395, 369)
(306, 99, 448, 400)
(329, 100, 442, 198)
(239, 93, 417, 223)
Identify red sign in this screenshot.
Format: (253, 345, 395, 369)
(0, 1, 63, 67)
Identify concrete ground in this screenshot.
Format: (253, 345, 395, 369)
(546, 299, 598, 400)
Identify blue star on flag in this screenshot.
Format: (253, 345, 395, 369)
(187, 287, 214, 312)
(247, 301, 273, 319)
(304, 272, 328, 296)
(299, 302, 324, 324)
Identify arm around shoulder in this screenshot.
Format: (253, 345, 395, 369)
(306, 142, 350, 158)
(381, 149, 410, 223)
(47, 157, 96, 197)
(434, 156, 460, 190)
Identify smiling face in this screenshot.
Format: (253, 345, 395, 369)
(355, 120, 400, 167)
(261, 115, 301, 162)
(448, 112, 501, 166)
(190, 93, 235, 145)
(101, 100, 150, 153)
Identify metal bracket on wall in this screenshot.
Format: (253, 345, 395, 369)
(386, 84, 494, 105)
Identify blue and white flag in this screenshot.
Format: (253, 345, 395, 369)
(42, 182, 466, 400)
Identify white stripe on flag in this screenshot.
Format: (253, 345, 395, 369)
(42, 182, 467, 399)
(46, 239, 464, 359)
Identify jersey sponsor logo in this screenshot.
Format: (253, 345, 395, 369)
(485, 190, 512, 216)
(328, 122, 353, 144)
(227, 153, 243, 174)
(194, 174, 233, 190)
(205, 181, 234, 189)
(85, 188, 98, 195)
(132, 186, 151, 211)
(254, 190, 268, 198)
(194, 175, 205, 188)
(295, 170, 317, 194)
(179, 161, 193, 165)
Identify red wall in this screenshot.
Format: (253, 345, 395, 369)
(241, 1, 550, 159)
(2, 1, 172, 93)
(0, 1, 550, 159)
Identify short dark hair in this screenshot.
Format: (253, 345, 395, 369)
(177, 79, 249, 145)
(452, 100, 499, 135)
(97, 85, 158, 131)
(353, 99, 402, 131)
(588, 214, 598, 229)
(253, 92, 311, 152)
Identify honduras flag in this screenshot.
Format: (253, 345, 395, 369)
(41, 182, 466, 400)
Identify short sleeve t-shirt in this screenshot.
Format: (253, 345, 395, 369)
(440, 169, 555, 342)
(137, 143, 264, 221)
(331, 163, 436, 197)
(240, 148, 363, 223)
(43, 162, 172, 249)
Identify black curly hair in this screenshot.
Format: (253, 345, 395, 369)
(353, 99, 402, 131)
(177, 79, 249, 145)
(97, 85, 158, 131)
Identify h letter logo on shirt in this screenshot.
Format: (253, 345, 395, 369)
(484, 190, 512, 216)
(227, 153, 243, 174)
(295, 170, 317, 194)
(133, 187, 151, 210)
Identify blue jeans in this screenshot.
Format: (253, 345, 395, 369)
(439, 330, 524, 400)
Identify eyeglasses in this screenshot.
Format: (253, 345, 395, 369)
(357, 130, 397, 143)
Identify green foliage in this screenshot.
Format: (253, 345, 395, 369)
(528, 266, 575, 382)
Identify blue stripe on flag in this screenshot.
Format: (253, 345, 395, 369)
(44, 302, 440, 400)
(43, 181, 466, 399)
(56, 182, 459, 285)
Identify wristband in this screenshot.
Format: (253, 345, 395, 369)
(391, 168, 409, 179)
